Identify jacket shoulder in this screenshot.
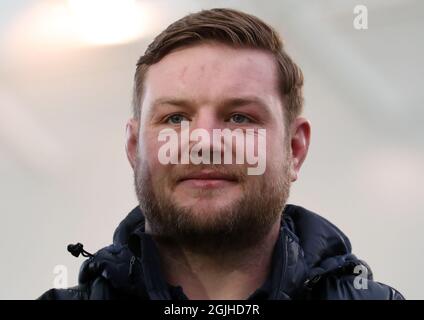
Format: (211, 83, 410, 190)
(37, 243, 139, 300)
(37, 277, 117, 300)
(37, 284, 89, 300)
(312, 274, 405, 300)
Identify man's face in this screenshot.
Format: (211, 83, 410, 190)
(132, 43, 294, 252)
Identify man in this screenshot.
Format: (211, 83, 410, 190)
(39, 8, 404, 300)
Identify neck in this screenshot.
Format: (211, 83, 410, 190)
(146, 217, 282, 300)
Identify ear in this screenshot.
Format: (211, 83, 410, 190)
(125, 118, 139, 170)
(289, 117, 311, 182)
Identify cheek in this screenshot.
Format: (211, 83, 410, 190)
(265, 135, 289, 174)
(138, 129, 164, 171)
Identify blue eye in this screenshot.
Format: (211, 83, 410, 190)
(166, 114, 187, 124)
(230, 114, 251, 124)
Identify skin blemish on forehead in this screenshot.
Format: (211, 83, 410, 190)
(178, 64, 209, 85)
(198, 64, 210, 80)
(180, 66, 188, 80)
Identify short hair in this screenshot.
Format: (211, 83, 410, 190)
(132, 8, 304, 125)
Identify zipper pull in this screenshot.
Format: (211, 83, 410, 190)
(128, 255, 137, 280)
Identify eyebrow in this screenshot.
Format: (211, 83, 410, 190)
(151, 96, 273, 117)
(151, 97, 195, 109)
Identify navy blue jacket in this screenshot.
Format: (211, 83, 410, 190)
(38, 204, 405, 300)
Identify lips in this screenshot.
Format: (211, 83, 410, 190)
(177, 170, 239, 188)
(178, 170, 238, 182)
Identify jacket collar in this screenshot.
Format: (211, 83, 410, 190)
(97, 204, 363, 300)
(126, 208, 310, 300)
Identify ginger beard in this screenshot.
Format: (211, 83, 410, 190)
(133, 143, 292, 254)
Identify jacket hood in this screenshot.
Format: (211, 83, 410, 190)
(76, 204, 369, 299)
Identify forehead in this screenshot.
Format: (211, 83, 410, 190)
(142, 43, 281, 105)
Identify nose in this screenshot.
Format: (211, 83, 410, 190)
(185, 109, 224, 164)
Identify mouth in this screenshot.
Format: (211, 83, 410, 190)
(177, 170, 239, 189)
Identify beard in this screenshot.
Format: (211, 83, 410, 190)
(133, 150, 292, 255)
